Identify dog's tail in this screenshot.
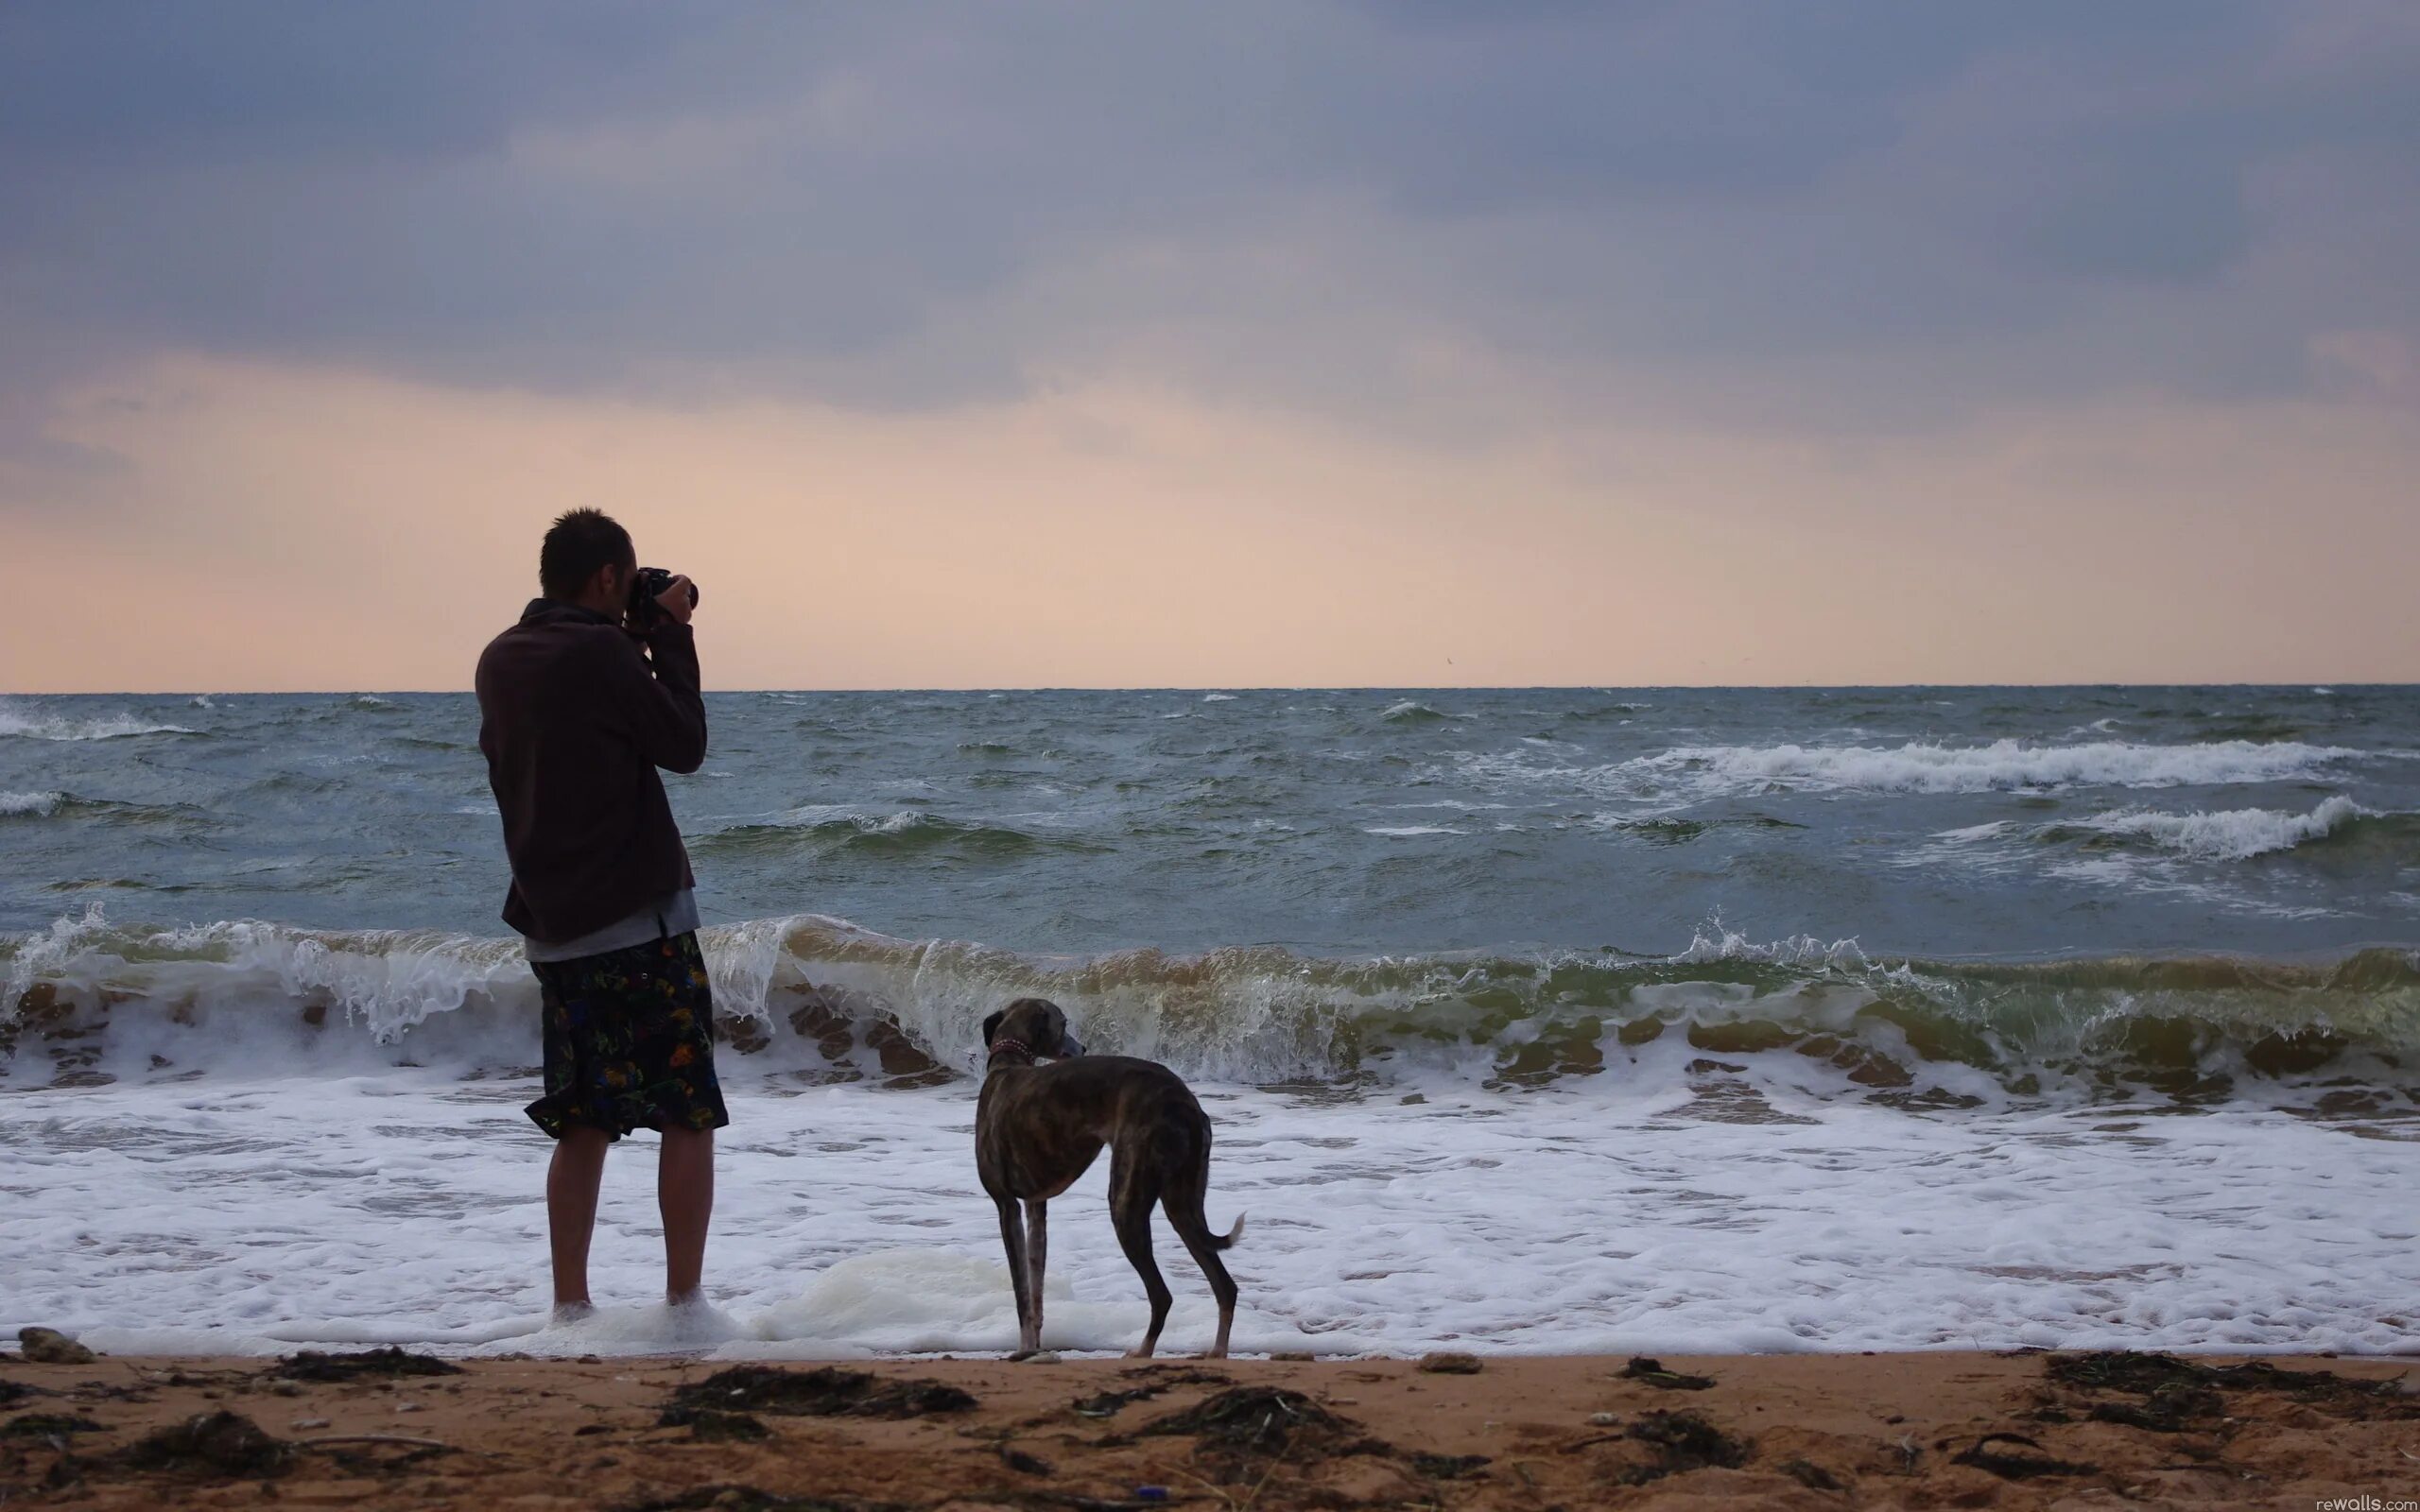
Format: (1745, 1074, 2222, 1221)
(1212, 1211, 1247, 1250)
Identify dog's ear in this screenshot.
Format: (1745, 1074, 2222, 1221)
(981, 1009, 1004, 1047)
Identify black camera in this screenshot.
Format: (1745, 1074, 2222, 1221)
(627, 566, 700, 630)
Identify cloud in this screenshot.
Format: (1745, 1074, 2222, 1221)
(2, 1, 2414, 436)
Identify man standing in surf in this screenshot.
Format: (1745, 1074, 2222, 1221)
(475, 508, 724, 1320)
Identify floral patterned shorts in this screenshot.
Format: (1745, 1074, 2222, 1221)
(526, 932, 730, 1141)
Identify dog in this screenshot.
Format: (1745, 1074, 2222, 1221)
(975, 997, 1243, 1359)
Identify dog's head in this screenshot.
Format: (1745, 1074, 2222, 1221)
(981, 997, 1086, 1062)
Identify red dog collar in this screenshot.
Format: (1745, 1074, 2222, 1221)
(987, 1037, 1034, 1063)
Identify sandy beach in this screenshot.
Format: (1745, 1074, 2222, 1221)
(5, 1347, 2415, 1510)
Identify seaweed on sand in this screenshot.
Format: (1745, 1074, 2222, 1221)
(270, 1348, 463, 1383)
(122, 1411, 291, 1478)
(1613, 1408, 1750, 1485)
(664, 1366, 975, 1420)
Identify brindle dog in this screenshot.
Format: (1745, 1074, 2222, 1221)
(976, 997, 1243, 1358)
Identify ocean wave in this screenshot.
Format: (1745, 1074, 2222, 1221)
(0, 790, 201, 826)
(2062, 797, 2377, 861)
(1201, 692, 1237, 702)
(1461, 737, 2368, 803)
(9, 908, 2418, 1118)
(1933, 797, 2409, 864)
(694, 809, 1107, 861)
(0, 698, 193, 742)
(1381, 699, 1466, 724)
(1654, 738, 2360, 794)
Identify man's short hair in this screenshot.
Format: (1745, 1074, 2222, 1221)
(539, 509, 635, 600)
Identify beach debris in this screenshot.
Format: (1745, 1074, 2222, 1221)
(0, 1379, 43, 1406)
(17, 1327, 96, 1366)
(1142, 1386, 1352, 1455)
(1074, 1385, 1166, 1418)
(657, 1405, 770, 1442)
(1618, 1356, 1716, 1391)
(1133, 1488, 1168, 1503)
(664, 1365, 975, 1419)
(124, 1410, 292, 1478)
(1947, 1432, 2096, 1481)
(1587, 1411, 1618, 1427)
(1779, 1457, 1845, 1491)
(271, 1347, 462, 1383)
(998, 1442, 1054, 1475)
(1268, 1350, 1314, 1362)
(618, 1486, 903, 1512)
(1416, 1351, 1484, 1375)
(289, 1418, 330, 1430)
(1136, 1383, 1407, 1490)
(2, 1412, 105, 1439)
(1602, 1409, 1750, 1486)
(2046, 1350, 2419, 1424)
(1409, 1452, 1492, 1479)
(268, 1380, 303, 1397)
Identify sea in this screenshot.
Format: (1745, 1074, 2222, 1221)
(3, 685, 2417, 1360)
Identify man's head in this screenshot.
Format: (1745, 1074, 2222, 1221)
(539, 508, 637, 615)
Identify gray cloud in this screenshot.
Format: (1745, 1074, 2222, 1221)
(2, 1, 2414, 431)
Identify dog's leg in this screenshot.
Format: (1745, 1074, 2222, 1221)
(1164, 1131, 1240, 1359)
(994, 1194, 1036, 1358)
(1022, 1198, 1048, 1355)
(1109, 1150, 1172, 1358)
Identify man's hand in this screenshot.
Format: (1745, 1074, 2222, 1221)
(653, 575, 697, 628)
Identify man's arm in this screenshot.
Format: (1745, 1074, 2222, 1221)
(602, 621, 708, 775)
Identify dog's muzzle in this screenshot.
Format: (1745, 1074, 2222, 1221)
(1057, 1034, 1087, 1057)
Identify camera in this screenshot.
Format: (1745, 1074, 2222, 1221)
(627, 566, 700, 630)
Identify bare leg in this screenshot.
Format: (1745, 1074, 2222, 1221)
(658, 1125, 715, 1301)
(994, 1197, 1034, 1355)
(1023, 1199, 1048, 1353)
(547, 1126, 612, 1309)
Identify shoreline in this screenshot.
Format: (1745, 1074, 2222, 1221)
(7, 1349, 2415, 1509)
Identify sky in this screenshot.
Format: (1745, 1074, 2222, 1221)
(4, 2, 2417, 692)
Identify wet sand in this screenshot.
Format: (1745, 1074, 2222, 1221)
(3, 1348, 2415, 1509)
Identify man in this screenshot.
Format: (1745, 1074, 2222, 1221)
(475, 507, 723, 1317)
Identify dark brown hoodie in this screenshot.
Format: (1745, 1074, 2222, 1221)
(475, 599, 706, 944)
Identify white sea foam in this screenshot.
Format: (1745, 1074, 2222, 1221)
(1201, 692, 1237, 702)
(0, 697, 191, 741)
(1363, 825, 1464, 837)
(2068, 797, 2373, 861)
(1457, 738, 2365, 804)
(0, 790, 67, 817)
(1928, 797, 2376, 863)
(1380, 699, 1468, 723)
(5, 1071, 2413, 1360)
(1656, 739, 2359, 794)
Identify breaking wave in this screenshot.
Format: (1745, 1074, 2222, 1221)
(1934, 797, 2414, 864)
(0, 699, 193, 742)
(9, 906, 2417, 1122)
(1648, 738, 2361, 795)
(692, 810, 1107, 861)
(1460, 738, 2377, 804)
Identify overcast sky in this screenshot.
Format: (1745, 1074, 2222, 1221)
(6, 2, 2416, 690)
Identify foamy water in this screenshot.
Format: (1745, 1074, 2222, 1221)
(5, 685, 2419, 1358)
(6, 1065, 2411, 1361)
